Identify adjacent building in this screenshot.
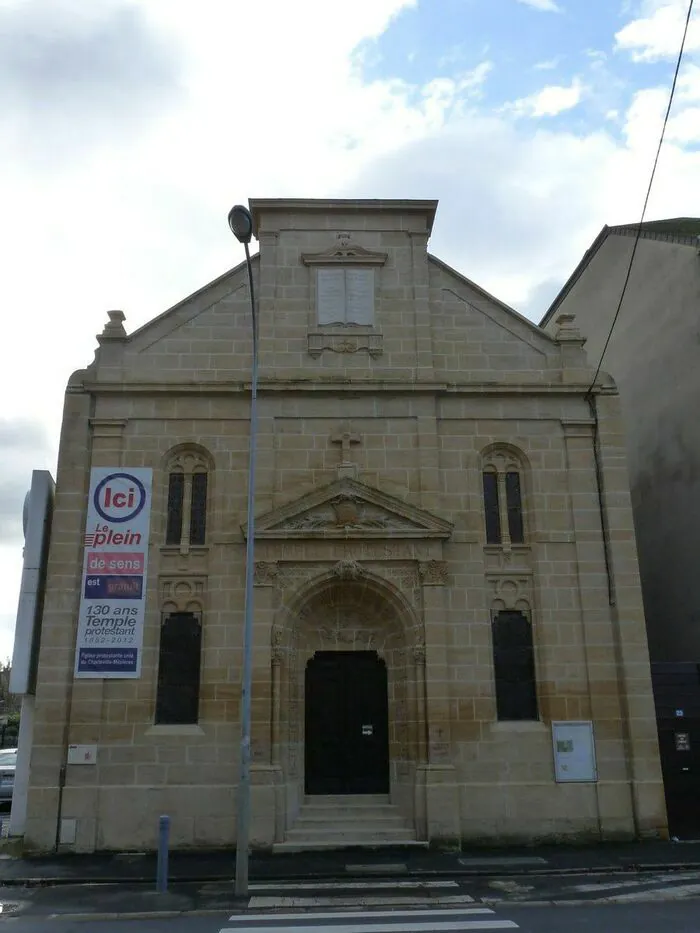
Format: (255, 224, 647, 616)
(21, 199, 666, 853)
(541, 218, 700, 662)
(541, 217, 700, 836)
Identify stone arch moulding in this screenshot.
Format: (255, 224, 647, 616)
(487, 575, 533, 618)
(479, 440, 531, 472)
(161, 441, 215, 474)
(273, 561, 425, 648)
(266, 561, 429, 835)
(160, 576, 207, 616)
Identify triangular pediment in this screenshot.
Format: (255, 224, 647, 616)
(246, 478, 453, 540)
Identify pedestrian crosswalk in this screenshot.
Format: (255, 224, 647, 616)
(220, 906, 519, 932)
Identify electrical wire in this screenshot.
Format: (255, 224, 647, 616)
(587, 0, 695, 395)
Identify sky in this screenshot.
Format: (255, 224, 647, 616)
(1, 0, 699, 663)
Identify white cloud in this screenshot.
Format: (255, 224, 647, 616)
(507, 78, 585, 117)
(615, 0, 700, 62)
(515, 0, 561, 11)
(534, 57, 561, 70)
(2, 0, 700, 662)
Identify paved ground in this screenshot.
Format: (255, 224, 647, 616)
(2, 900, 700, 933)
(2, 868, 700, 920)
(3, 839, 700, 886)
(1, 839, 700, 927)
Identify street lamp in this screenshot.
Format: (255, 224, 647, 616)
(228, 204, 258, 898)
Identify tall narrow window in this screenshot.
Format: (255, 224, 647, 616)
(481, 448, 527, 546)
(492, 610, 538, 721)
(190, 472, 208, 546)
(163, 447, 212, 547)
(155, 612, 202, 725)
(483, 472, 501, 544)
(505, 471, 524, 544)
(165, 473, 185, 545)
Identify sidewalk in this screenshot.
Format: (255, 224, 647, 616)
(1, 839, 700, 887)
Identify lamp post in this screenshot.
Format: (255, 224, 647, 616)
(228, 204, 258, 897)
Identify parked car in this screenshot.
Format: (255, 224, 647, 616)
(0, 749, 17, 803)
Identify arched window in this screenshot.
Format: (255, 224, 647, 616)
(164, 447, 212, 548)
(481, 448, 526, 546)
(492, 609, 538, 721)
(155, 611, 203, 724)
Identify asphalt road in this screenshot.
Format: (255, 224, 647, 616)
(2, 902, 700, 932)
(3, 870, 700, 931)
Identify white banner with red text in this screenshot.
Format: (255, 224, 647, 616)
(74, 467, 153, 679)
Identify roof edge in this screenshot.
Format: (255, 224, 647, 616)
(540, 226, 610, 328)
(249, 198, 439, 235)
(126, 255, 255, 342)
(428, 253, 556, 343)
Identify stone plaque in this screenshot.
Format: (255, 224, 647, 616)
(345, 269, 374, 324)
(317, 269, 346, 325)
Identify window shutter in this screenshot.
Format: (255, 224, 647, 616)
(492, 610, 538, 721)
(165, 473, 185, 545)
(155, 612, 202, 725)
(345, 269, 374, 325)
(483, 472, 501, 544)
(189, 472, 208, 546)
(317, 269, 346, 325)
(505, 471, 524, 543)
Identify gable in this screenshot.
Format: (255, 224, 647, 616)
(428, 255, 555, 375)
(247, 477, 453, 540)
(109, 260, 257, 379)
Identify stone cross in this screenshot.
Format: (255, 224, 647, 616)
(331, 426, 361, 464)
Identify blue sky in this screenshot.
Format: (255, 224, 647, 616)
(357, 0, 679, 141)
(1, 0, 699, 655)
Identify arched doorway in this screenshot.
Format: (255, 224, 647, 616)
(272, 565, 427, 836)
(305, 650, 389, 795)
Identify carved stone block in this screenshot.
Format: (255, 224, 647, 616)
(419, 560, 448, 586)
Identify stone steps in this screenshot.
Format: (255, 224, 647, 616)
(273, 794, 426, 853)
(303, 794, 392, 807)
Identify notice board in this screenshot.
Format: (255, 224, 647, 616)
(552, 721, 597, 783)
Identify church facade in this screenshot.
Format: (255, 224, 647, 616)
(23, 199, 666, 853)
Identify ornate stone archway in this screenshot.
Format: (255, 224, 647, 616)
(268, 563, 428, 837)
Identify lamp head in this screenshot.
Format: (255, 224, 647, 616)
(227, 204, 254, 244)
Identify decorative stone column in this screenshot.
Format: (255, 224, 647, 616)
(248, 562, 283, 847)
(413, 641, 428, 764)
(416, 559, 461, 847)
(271, 626, 283, 768)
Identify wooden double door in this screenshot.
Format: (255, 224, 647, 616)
(304, 651, 389, 795)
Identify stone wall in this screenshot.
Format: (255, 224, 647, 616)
(23, 200, 666, 852)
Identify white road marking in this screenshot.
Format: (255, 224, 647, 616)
(222, 923, 516, 933)
(230, 908, 495, 921)
(601, 882, 700, 903)
(573, 871, 700, 893)
(250, 879, 459, 891)
(249, 895, 475, 908)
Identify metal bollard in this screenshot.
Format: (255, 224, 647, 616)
(156, 814, 170, 893)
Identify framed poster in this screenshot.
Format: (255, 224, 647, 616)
(552, 721, 597, 783)
(74, 468, 153, 678)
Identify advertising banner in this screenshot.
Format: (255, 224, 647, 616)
(74, 468, 153, 679)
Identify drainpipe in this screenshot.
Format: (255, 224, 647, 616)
(586, 390, 644, 836)
(586, 392, 615, 608)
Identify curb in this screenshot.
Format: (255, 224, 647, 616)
(44, 908, 229, 922)
(2, 862, 700, 888)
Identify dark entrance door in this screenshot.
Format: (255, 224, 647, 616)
(305, 650, 389, 795)
(651, 662, 700, 838)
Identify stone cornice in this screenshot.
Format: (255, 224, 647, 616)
(78, 380, 619, 397)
